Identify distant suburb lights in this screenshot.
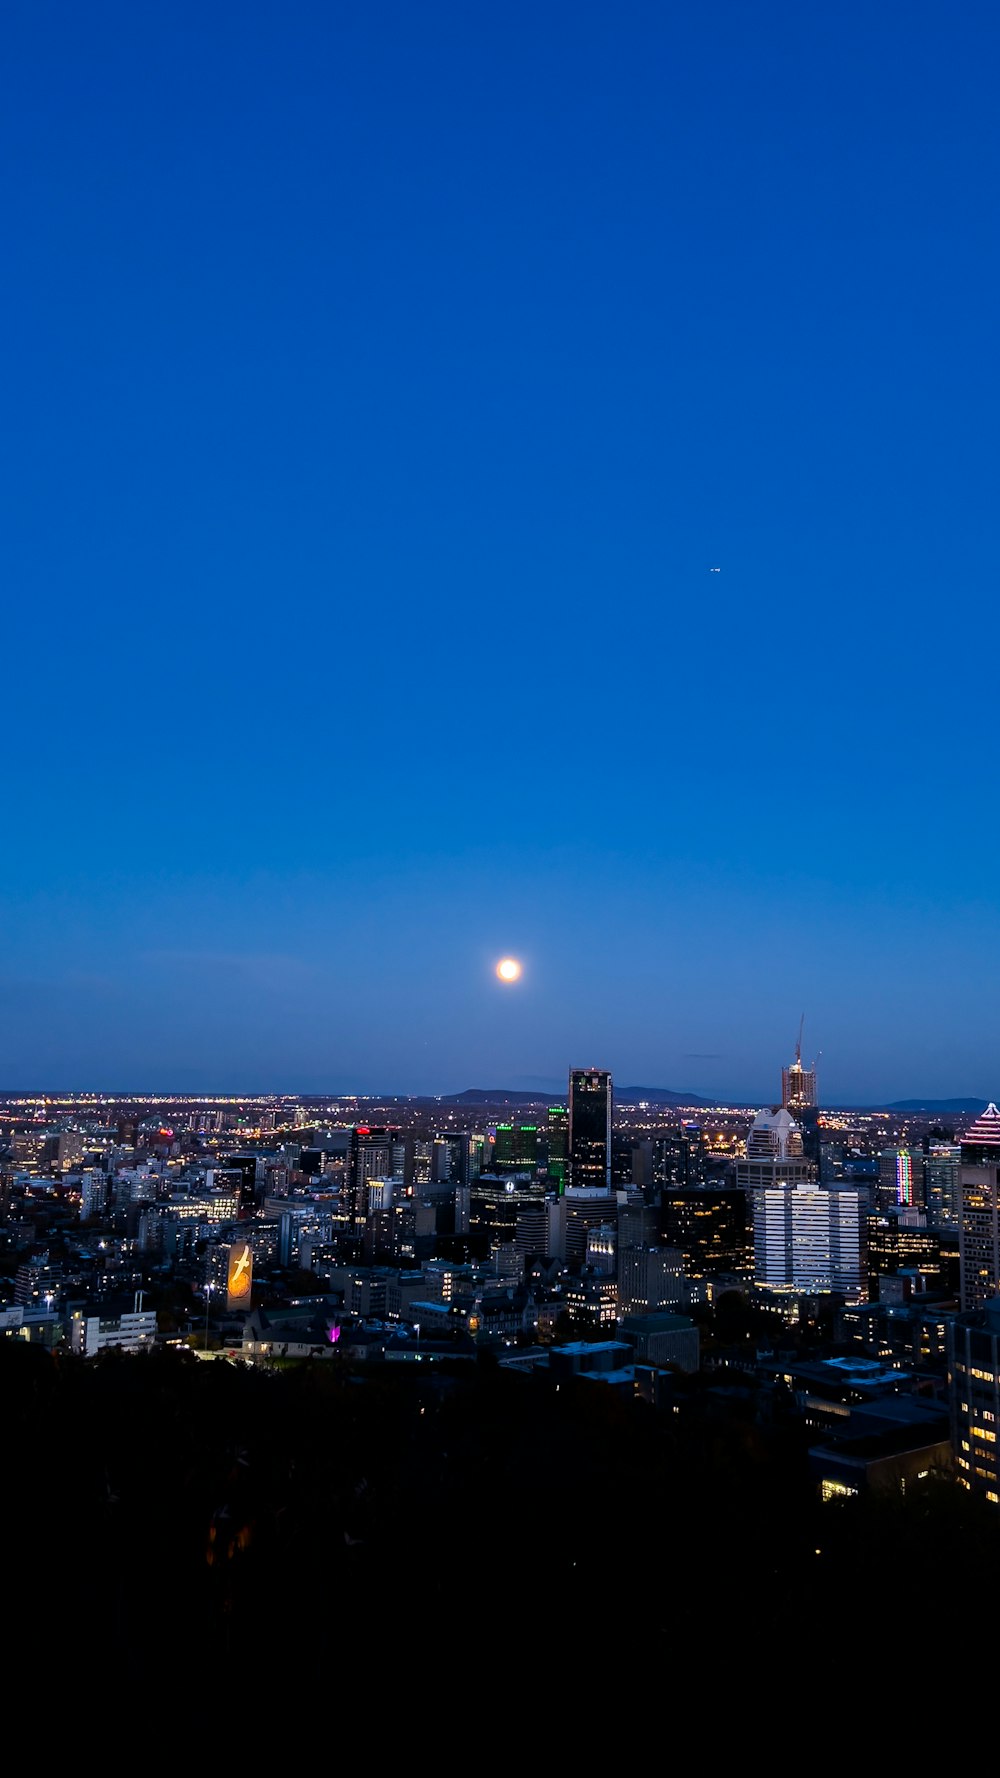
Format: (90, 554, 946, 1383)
(496, 958, 522, 983)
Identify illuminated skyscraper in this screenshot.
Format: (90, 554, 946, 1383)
(492, 1121, 539, 1176)
(782, 1022, 820, 1168)
(781, 1021, 817, 1112)
(739, 1107, 811, 1179)
(877, 1148, 925, 1213)
(349, 1126, 394, 1229)
(925, 1141, 961, 1229)
(958, 1102, 1000, 1311)
(568, 1068, 612, 1191)
(743, 1108, 865, 1300)
(948, 1295, 1000, 1503)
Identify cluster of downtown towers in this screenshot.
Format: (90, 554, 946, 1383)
(48, 1054, 1000, 1506)
(350, 1059, 989, 1310)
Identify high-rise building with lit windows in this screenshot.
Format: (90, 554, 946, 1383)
(545, 1105, 569, 1192)
(948, 1295, 1000, 1504)
(349, 1127, 395, 1229)
(738, 1107, 812, 1187)
(659, 1188, 751, 1278)
(877, 1148, 925, 1213)
(743, 1108, 865, 1300)
(568, 1068, 612, 1192)
(781, 1034, 817, 1114)
(782, 1027, 820, 1168)
(958, 1102, 1000, 1311)
(925, 1142, 961, 1229)
(492, 1121, 539, 1176)
(752, 1182, 867, 1301)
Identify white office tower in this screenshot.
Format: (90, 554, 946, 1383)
(753, 1182, 867, 1301)
(742, 1108, 865, 1302)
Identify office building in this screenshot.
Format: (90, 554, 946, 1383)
(619, 1312, 700, 1372)
(781, 1025, 817, 1113)
(611, 1132, 636, 1187)
(224, 1154, 260, 1212)
(925, 1142, 961, 1230)
(618, 1245, 685, 1315)
(618, 1200, 661, 1253)
(468, 1177, 554, 1264)
(349, 1127, 398, 1229)
(781, 1027, 820, 1168)
(586, 1224, 617, 1274)
(737, 1107, 814, 1191)
(959, 1102, 1000, 1311)
(411, 1140, 433, 1188)
(743, 1108, 865, 1300)
(753, 1182, 867, 1300)
(562, 1271, 619, 1332)
(564, 1186, 616, 1263)
(492, 1121, 540, 1176)
(660, 1188, 751, 1278)
(545, 1105, 569, 1192)
(431, 1137, 463, 1186)
(568, 1068, 612, 1191)
(70, 1299, 158, 1358)
(866, 1209, 953, 1300)
(57, 1131, 85, 1171)
(653, 1126, 707, 1189)
(877, 1148, 925, 1213)
(79, 1168, 107, 1220)
(948, 1295, 1000, 1503)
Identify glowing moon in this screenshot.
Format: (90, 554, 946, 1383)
(496, 957, 522, 982)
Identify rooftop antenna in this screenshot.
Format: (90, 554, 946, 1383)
(795, 1014, 804, 1066)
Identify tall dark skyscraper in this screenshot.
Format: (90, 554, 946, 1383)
(568, 1068, 612, 1191)
(545, 1105, 569, 1193)
(492, 1120, 540, 1176)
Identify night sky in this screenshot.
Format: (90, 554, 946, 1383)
(4, 1, 998, 1102)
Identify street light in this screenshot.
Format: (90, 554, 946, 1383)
(203, 1281, 213, 1350)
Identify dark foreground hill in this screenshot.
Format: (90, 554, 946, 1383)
(4, 1342, 997, 1691)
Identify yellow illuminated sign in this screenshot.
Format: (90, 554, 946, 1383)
(227, 1242, 253, 1309)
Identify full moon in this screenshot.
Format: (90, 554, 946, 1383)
(496, 957, 522, 982)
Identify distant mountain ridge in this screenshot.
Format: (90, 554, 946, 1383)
(442, 1084, 710, 1107)
(616, 1086, 710, 1106)
(441, 1088, 563, 1105)
(884, 1097, 988, 1113)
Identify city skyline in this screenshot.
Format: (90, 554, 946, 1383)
(5, 2, 999, 1100)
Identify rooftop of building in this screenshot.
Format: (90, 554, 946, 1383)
(580, 1366, 636, 1387)
(746, 1106, 804, 1161)
(619, 1311, 696, 1333)
(961, 1102, 1000, 1148)
(551, 1339, 632, 1357)
(809, 1423, 951, 1466)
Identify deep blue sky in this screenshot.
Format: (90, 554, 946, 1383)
(3, 0, 998, 1102)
